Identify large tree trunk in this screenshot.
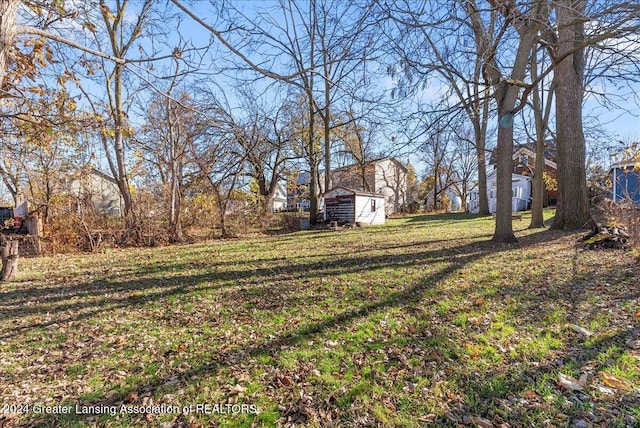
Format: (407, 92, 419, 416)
(551, 0, 594, 230)
(488, 0, 549, 243)
(0, 0, 18, 94)
(493, 81, 517, 243)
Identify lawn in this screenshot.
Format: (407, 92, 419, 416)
(1, 211, 639, 427)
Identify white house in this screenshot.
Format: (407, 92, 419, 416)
(425, 187, 463, 212)
(68, 169, 124, 217)
(272, 185, 288, 211)
(468, 171, 531, 214)
(323, 187, 386, 225)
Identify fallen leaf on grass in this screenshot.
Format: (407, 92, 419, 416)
(229, 384, 247, 396)
(578, 373, 588, 388)
(625, 339, 640, 349)
(557, 373, 583, 392)
(566, 324, 593, 337)
(597, 385, 615, 395)
(472, 416, 495, 428)
(474, 298, 485, 306)
(599, 371, 632, 391)
(124, 391, 138, 403)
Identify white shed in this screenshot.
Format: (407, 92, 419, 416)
(323, 187, 386, 225)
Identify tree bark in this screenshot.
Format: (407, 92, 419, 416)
(474, 122, 489, 216)
(529, 50, 553, 229)
(308, 0, 319, 226)
(1, 239, 18, 282)
(0, 0, 19, 97)
(551, 0, 594, 230)
(493, 81, 518, 243)
(487, 0, 550, 243)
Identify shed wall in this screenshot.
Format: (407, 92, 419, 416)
(612, 167, 640, 203)
(354, 195, 385, 225)
(325, 195, 355, 223)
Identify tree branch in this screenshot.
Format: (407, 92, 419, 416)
(17, 25, 126, 65)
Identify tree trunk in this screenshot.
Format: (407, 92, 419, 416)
(473, 95, 490, 216)
(489, 0, 549, 243)
(493, 81, 517, 243)
(323, 57, 332, 194)
(529, 134, 546, 228)
(529, 50, 553, 229)
(0, 0, 19, 95)
(1, 239, 18, 282)
(551, 0, 594, 231)
(475, 140, 489, 215)
(307, 0, 320, 225)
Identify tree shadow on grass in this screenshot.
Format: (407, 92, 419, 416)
(7, 229, 580, 426)
(0, 227, 554, 331)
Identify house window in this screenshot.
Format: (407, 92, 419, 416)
(371, 199, 376, 212)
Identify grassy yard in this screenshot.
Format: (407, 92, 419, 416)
(1, 211, 639, 427)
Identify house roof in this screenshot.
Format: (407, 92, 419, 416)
(89, 168, 118, 184)
(297, 157, 408, 185)
(322, 186, 385, 198)
(609, 161, 640, 172)
(332, 156, 408, 174)
(488, 140, 557, 166)
(513, 146, 558, 169)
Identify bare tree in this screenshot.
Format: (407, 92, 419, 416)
(451, 127, 480, 211)
(551, 0, 639, 230)
(525, 45, 555, 229)
(228, 90, 297, 216)
(171, 0, 385, 225)
(137, 86, 198, 243)
(381, 0, 494, 216)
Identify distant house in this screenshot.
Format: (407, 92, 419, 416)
(473, 141, 557, 213)
(425, 187, 463, 212)
(272, 185, 288, 211)
(323, 187, 386, 225)
(609, 161, 640, 204)
(68, 169, 123, 217)
(468, 170, 531, 214)
(287, 172, 311, 211)
(511, 144, 558, 206)
(292, 157, 408, 214)
(329, 157, 407, 214)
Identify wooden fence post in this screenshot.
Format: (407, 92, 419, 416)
(1, 240, 19, 281)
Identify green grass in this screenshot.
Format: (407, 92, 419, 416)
(1, 209, 639, 427)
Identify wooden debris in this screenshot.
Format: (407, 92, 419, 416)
(581, 225, 629, 249)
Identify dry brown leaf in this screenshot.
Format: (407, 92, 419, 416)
(578, 373, 588, 388)
(229, 384, 247, 396)
(472, 416, 495, 428)
(557, 373, 583, 392)
(599, 371, 632, 391)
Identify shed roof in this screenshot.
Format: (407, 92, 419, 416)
(322, 186, 385, 198)
(609, 161, 640, 172)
